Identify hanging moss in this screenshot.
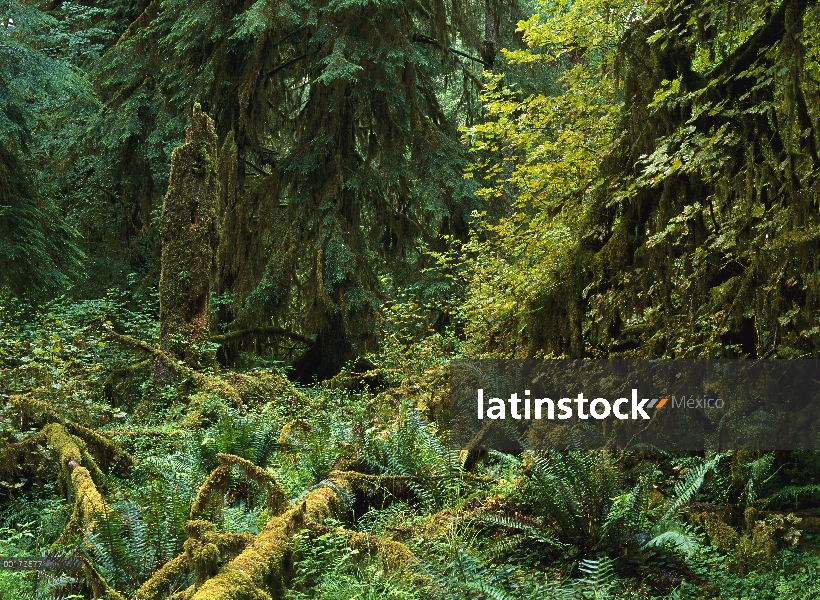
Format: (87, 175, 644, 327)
(159, 103, 219, 369)
(730, 511, 803, 575)
(95, 0, 513, 378)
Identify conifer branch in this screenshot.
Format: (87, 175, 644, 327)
(411, 33, 493, 68)
(211, 326, 312, 345)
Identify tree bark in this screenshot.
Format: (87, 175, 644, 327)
(158, 103, 220, 373)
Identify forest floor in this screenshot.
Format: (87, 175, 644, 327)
(3, 298, 820, 599)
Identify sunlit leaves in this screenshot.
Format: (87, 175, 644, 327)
(459, 0, 630, 354)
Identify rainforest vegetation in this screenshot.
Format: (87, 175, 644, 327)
(4, 0, 820, 597)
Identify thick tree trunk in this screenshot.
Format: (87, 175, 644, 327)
(158, 103, 219, 372)
(291, 311, 354, 383)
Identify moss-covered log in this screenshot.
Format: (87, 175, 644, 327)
(187, 475, 350, 599)
(189, 465, 231, 522)
(42, 423, 108, 548)
(106, 328, 241, 404)
(190, 453, 288, 522)
(106, 328, 301, 415)
(65, 422, 132, 475)
(55, 466, 107, 545)
(183, 470, 421, 599)
(343, 529, 417, 571)
(135, 527, 255, 600)
(158, 103, 219, 370)
(5, 393, 64, 428)
(81, 557, 128, 600)
(135, 553, 190, 600)
(42, 423, 105, 498)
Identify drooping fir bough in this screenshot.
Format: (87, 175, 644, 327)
(75, 0, 528, 378)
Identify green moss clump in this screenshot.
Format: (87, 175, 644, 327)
(135, 554, 190, 600)
(697, 512, 739, 552)
(224, 369, 302, 410)
(184, 520, 221, 586)
(347, 530, 417, 572)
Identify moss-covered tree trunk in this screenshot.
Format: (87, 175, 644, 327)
(158, 104, 219, 372)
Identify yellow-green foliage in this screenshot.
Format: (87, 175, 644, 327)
(694, 508, 804, 576)
(461, 0, 626, 357)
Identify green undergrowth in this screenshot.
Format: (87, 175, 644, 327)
(3, 297, 820, 598)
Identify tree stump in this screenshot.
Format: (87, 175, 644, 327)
(158, 103, 219, 373)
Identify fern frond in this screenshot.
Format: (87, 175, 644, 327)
(769, 484, 820, 506)
(742, 452, 776, 505)
(575, 556, 618, 597)
(641, 520, 699, 556)
(473, 513, 562, 548)
(663, 453, 725, 521)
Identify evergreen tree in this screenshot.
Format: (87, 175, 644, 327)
(77, 0, 526, 377)
(0, 2, 90, 298)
